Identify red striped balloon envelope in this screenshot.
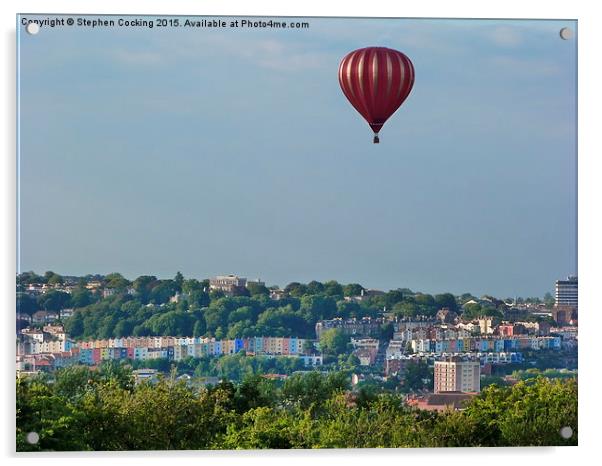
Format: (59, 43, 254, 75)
(338, 47, 415, 143)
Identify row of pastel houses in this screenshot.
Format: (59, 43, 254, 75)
(23, 336, 310, 356)
(18, 336, 322, 372)
(75, 345, 321, 366)
(76, 336, 309, 355)
(407, 336, 561, 354)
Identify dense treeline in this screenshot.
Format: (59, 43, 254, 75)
(129, 353, 308, 381)
(18, 272, 476, 340)
(18, 271, 543, 340)
(122, 353, 432, 389)
(64, 293, 374, 340)
(16, 365, 577, 451)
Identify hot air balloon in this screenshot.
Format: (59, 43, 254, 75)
(338, 47, 415, 143)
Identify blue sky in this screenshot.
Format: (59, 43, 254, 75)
(17, 16, 577, 298)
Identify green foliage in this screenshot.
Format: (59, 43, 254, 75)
(19, 272, 468, 341)
(281, 371, 349, 411)
(319, 328, 349, 356)
(434, 293, 458, 313)
(323, 280, 344, 297)
(511, 368, 577, 381)
(136, 353, 308, 382)
(16, 370, 577, 451)
(132, 275, 158, 303)
(402, 361, 433, 392)
(284, 282, 307, 297)
(61, 279, 380, 341)
(104, 273, 130, 290)
(37, 290, 71, 313)
(16, 292, 37, 317)
(46, 272, 64, 286)
(463, 378, 577, 446)
(480, 375, 509, 389)
(17, 377, 87, 451)
(380, 322, 395, 340)
(343, 283, 364, 297)
(462, 302, 503, 320)
(17, 271, 45, 285)
(247, 282, 270, 297)
(544, 292, 555, 307)
(69, 288, 96, 308)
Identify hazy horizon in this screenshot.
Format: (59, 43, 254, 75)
(17, 268, 570, 299)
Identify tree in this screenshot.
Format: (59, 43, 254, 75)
(16, 378, 87, 451)
(414, 293, 436, 310)
(300, 295, 337, 321)
(182, 278, 203, 294)
(344, 354, 360, 370)
(323, 280, 343, 297)
(209, 289, 226, 300)
(255, 307, 310, 338)
(282, 372, 349, 410)
(247, 282, 270, 297)
(319, 328, 349, 356)
(132, 275, 157, 303)
(383, 289, 404, 308)
(104, 273, 130, 290)
(149, 280, 178, 305)
(173, 272, 184, 292)
(17, 271, 44, 286)
(65, 312, 85, 337)
(37, 290, 71, 319)
(543, 292, 555, 308)
(114, 320, 134, 338)
(462, 302, 502, 320)
(16, 364, 577, 450)
(44, 271, 64, 286)
(175, 299, 190, 313)
(284, 282, 308, 297)
(337, 300, 362, 319)
(146, 311, 194, 336)
(393, 302, 419, 318)
(233, 374, 276, 414)
(403, 361, 433, 392)
(16, 292, 37, 320)
(188, 289, 210, 308)
(380, 323, 394, 341)
(52, 366, 97, 401)
(306, 280, 325, 295)
(70, 288, 94, 308)
(221, 406, 295, 449)
(434, 293, 458, 313)
(463, 378, 577, 446)
(343, 283, 364, 297)
(303, 340, 316, 354)
(193, 320, 206, 338)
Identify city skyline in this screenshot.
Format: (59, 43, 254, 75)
(18, 16, 577, 298)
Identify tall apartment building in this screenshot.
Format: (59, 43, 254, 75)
(555, 276, 578, 308)
(434, 357, 480, 393)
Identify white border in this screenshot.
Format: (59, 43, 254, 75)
(3, 1, 600, 465)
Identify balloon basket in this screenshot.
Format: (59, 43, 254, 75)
(373, 135, 380, 144)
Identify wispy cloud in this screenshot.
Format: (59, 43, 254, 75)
(112, 49, 164, 66)
(488, 26, 523, 47)
(489, 55, 561, 77)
